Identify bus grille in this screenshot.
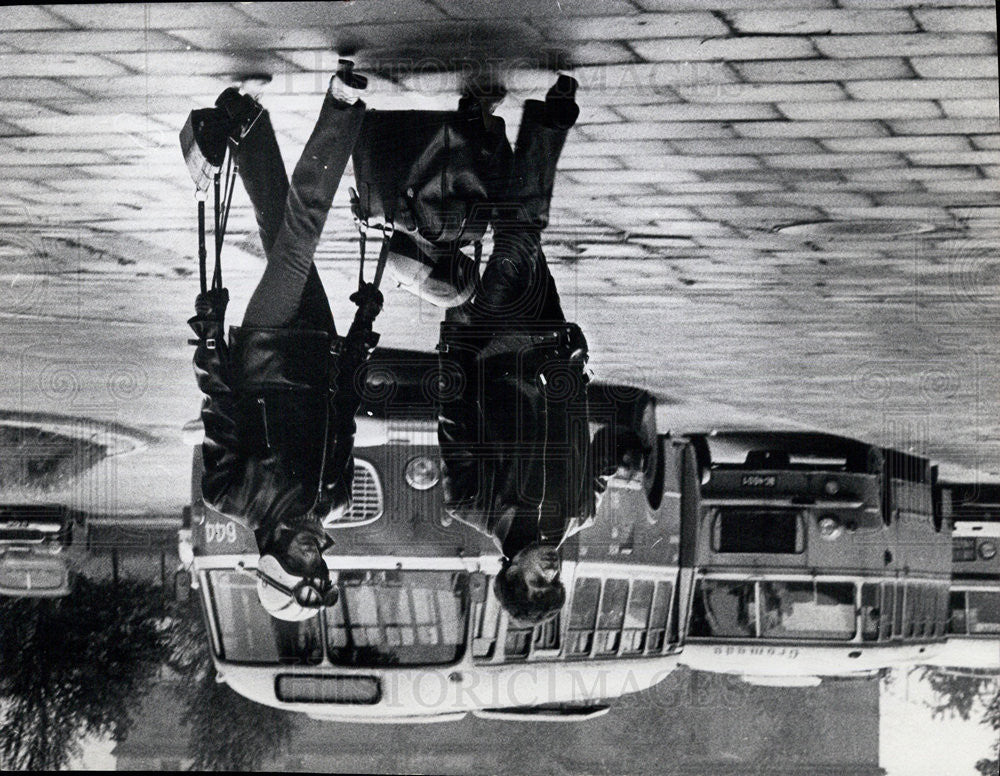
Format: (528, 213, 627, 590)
(336, 459, 383, 525)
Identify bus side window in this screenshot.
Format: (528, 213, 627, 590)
(948, 591, 967, 634)
(622, 580, 654, 654)
(893, 582, 904, 638)
(472, 581, 501, 659)
(916, 584, 930, 639)
(934, 584, 949, 637)
(648, 581, 673, 652)
(861, 583, 880, 641)
(880, 583, 895, 641)
(595, 579, 629, 655)
(567, 578, 601, 657)
(904, 582, 917, 638)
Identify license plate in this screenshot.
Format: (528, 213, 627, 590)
(741, 474, 776, 488)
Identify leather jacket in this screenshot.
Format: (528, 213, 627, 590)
(437, 98, 591, 558)
(190, 317, 376, 548)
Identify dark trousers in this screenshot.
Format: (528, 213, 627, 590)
(237, 94, 365, 332)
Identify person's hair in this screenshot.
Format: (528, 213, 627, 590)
(493, 557, 566, 626)
(262, 525, 328, 579)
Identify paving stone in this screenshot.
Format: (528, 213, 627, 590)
(0, 77, 90, 101)
(0, 150, 113, 166)
(675, 81, 846, 103)
(543, 12, 728, 40)
(821, 135, 972, 153)
(889, 118, 1000, 135)
(735, 57, 911, 82)
(0, 100, 65, 120)
(822, 206, 953, 221)
(913, 8, 998, 32)
(845, 78, 998, 100)
(164, 25, 336, 52)
(814, 33, 995, 58)
(906, 151, 1000, 166)
(910, 55, 999, 78)
(60, 74, 227, 98)
(619, 102, 781, 121)
(748, 190, 875, 208)
(556, 156, 624, 170)
(634, 0, 835, 8)
(906, 178, 1000, 193)
(46, 3, 263, 29)
(4, 29, 193, 54)
(726, 9, 917, 34)
(563, 41, 640, 66)
(0, 53, 130, 78)
(626, 153, 763, 170)
(439, 0, 637, 17)
(940, 99, 1000, 118)
(839, 0, 994, 6)
(672, 137, 823, 154)
(779, 99, 941, 121)
(583, 121, 736, 140)
(765, 152, 908, 168)
(104, 50, 293, 77)
(844, 166, 983, 182)
(570, 61, 740, 95)
(0, 5, 70, 30)
(733, 120, 889, 138)
(633, 36, 817, 62)
(970, 135, 1000, 150)
(567, 169, 702, 185)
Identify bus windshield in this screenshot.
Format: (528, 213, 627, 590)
(207, 569, 469, 666)
(967, 591, 1000, 635)
(691, 579, 857, 640)
(208, 570, 324, 665)
(325, 570, 468, 666)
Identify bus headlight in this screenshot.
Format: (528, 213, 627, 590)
(405, 456, 440, 491)
(818, 514, 844, 541)
(823, 479, 840, 496)
(978, 539, 998, 560)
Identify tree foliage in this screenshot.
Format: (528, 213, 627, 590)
(920, 666, 998, 722)
(975, 687, 1000, 776)
(0, 578, 170, 770)
(165, 596, 297, 771)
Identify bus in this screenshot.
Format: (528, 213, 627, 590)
(927, 482, 1000, 674)
(178, 348, 702, 722)
(676, 430, 951, 686)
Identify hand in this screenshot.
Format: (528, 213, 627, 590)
(195, 288, 229, 321)
(349, 283, 384, 325)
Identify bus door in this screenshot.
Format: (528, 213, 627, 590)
(580, 436, 700, 649)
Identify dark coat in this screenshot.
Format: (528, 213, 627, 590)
(437, 98, 591, 558)
(190, 318, 372, 546)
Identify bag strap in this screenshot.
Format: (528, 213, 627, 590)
(196, 147, 238, 295)
(350, 186, 392, 294)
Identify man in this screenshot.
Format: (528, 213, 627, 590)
(187, 61, 378, 620)
(437, 75, 648, 625)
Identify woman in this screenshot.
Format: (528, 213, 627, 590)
(188, 62, 378, 620)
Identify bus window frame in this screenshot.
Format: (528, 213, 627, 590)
(688, 573, 949, 646)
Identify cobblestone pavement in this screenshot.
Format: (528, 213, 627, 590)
(0, 2, 997, 511)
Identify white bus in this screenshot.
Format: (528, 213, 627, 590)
(179, 348, 702, 722)
(927, 482, 1000, 673)
(677, 430, 952, 686)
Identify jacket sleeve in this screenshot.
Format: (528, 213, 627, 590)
(189, 317, 248, 520)
(436, 333, 491, 527)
